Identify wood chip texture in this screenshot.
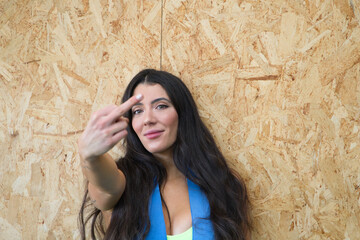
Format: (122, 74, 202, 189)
(0, 0, 359, 239)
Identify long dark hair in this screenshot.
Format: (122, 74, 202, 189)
(79, 69, 250, 240)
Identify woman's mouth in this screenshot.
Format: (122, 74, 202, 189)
(144, 130, 164, 139)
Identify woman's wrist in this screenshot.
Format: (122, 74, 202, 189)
(78, 142, 100, 163)
(80, 152, 113, 173)
(81, 152, 99, 163)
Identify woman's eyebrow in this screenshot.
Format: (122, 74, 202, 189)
(132, 97, 171, 107)
(151, 97, 171, 104)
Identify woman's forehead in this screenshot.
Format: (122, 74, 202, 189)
(133, 83, 171, 103)
(133, 83, 168, 97)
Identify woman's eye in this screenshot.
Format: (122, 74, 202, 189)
(132, 109, 143, 115)
(156, 104, 168, 110)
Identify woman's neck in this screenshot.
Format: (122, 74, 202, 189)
(153, 149, 184, 181)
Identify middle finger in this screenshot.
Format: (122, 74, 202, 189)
(107, 120, 128, 136)
(104, 95, 143, 124)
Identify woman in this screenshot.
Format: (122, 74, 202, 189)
(78, 69, 250, 240)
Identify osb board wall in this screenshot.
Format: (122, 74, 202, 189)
(0, 0, 359, 239)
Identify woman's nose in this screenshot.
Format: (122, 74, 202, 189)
(144, 109, 156, 126)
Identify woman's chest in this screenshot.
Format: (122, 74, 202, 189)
(146, 179, 214, 240)
(162, 179, 192, 235)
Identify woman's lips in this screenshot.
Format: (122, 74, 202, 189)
(144, 130, 164, 139)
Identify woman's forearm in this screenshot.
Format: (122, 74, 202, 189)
(81, 153, 125, 196)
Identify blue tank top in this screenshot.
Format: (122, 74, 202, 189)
(145, 179, 215, 240)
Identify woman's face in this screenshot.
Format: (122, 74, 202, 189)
(131, 83, 178, 157)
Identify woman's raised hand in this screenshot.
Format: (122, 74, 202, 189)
(78, 94, 142, 161)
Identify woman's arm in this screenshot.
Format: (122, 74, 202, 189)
(78, 95, 142, 211)
(81, 153, 125, 211)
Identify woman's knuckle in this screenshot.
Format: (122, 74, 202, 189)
(105, 138, 114, 146)
(96, 119, 106, 129)
(103, 128, 112, 136)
